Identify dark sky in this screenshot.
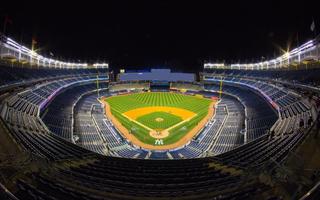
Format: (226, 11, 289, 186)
(0, 0, 319, 72)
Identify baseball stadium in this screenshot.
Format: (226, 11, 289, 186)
(0, 2, 320, 200)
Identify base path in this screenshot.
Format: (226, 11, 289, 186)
(100, 96, 216, 150)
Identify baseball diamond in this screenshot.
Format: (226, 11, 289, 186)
(102, 92, 216, 150)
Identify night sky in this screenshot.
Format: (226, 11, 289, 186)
(0, 0, 319, 72)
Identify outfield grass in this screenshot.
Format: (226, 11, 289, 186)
(105, 92, 212, 146)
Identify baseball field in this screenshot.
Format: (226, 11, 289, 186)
(102, 92, 215, 150)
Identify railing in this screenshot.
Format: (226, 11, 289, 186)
(299, 180, 320, 200)
(0, 183, 19, 200)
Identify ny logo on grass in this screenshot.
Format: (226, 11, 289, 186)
(155, 139, 164, 145)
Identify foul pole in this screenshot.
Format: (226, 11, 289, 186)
(96, 74, 100, 98)
(219, 76, 223, 99)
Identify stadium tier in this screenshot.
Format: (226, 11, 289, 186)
(0, 35, 320, 199)
(118, 69, 195, 82)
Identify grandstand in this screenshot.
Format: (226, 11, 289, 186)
(0, 28, 320, 199)
(109, 81, 150, 92)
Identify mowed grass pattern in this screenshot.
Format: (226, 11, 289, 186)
(105, 92, 212, 146)
(136, 112, 182, 130)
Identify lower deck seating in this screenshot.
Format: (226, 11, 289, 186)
(215, 131, 307, 167)
(210, 97, 244, 154)
(204, 83, 278, 142)
(42, 83, 107, 141)
(14, 157, 266, 200)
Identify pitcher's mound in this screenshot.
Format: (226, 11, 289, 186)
(149, 130, 169, 139)
(155, 118, 164, 122)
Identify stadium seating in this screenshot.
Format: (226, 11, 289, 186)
(170, 82, 202, 91)
(210, 97, 245, 154)
(42, 83, 108, 141)
(204, 84, 278, 141)
(0, 65, 108, 92)
(109, 81, 150, 92)
(0, 63, 318, 200)
(0, 66, 108, 160)
(2, 63, 311, 161)
(202, 68, 320, 87)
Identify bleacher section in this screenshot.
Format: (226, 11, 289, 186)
(170, 82, 202, 91)
(109, 82, 150, 92)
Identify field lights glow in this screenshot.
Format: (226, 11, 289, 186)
(204, 37, 318, 70)
(3, 36, 107, 69)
